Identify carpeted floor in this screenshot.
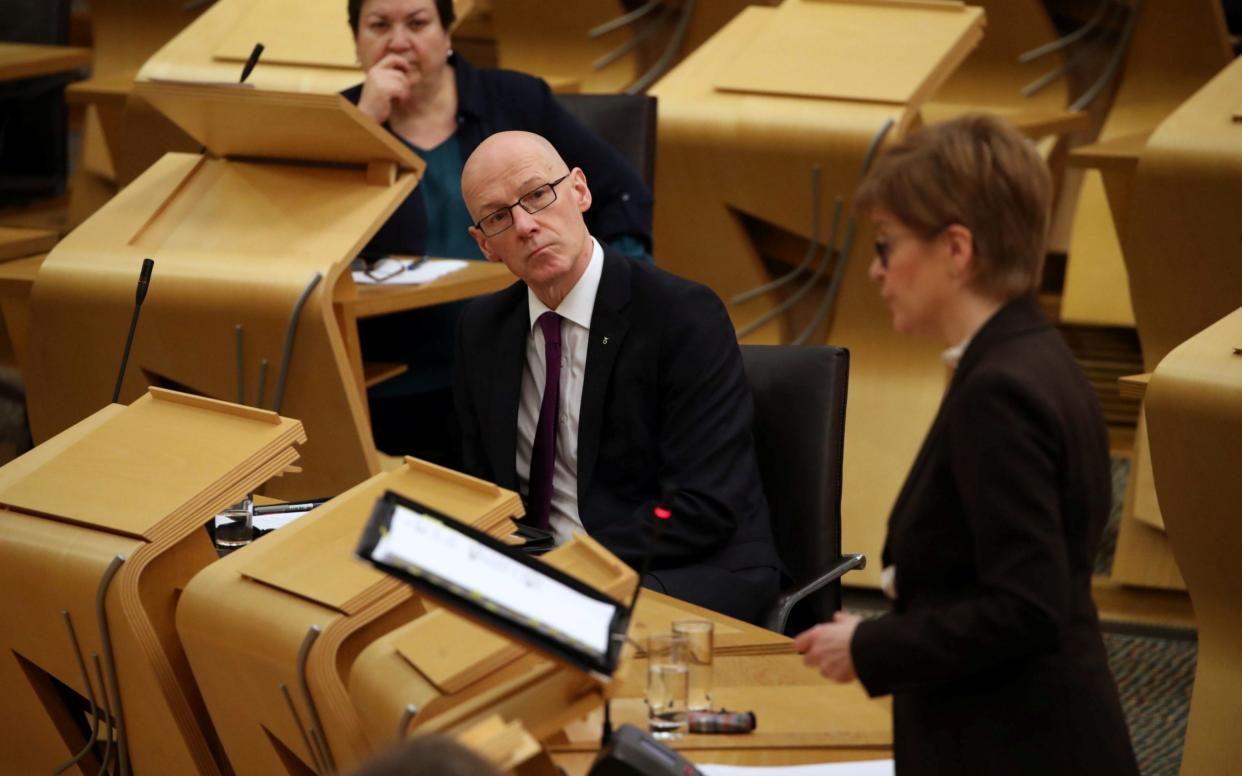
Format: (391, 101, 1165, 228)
(1105, 631, 1197, 776)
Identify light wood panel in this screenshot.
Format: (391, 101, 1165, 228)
(1145, 307, 1242, 776)
(1108, 54, 1242, 591)
(176, 459, 523, 775)
(0, 43, 90, 81)
(64, 0, 207, 225)
(921, 0, 1080, 137)
(25, 87, 423, 501)
(650, 0, 983, 586)
(0, 227, 56, 262)
(489, 0, 638, 93)
(0, 253, 45, 370)
(714, 1, 981, 105)
(0, 391, 305, 776)
(138, 0, 362, 93)
(1061, 0, 1232, 327)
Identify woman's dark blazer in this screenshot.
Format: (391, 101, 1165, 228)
(342, 54, 653, 257)
(851, 295, 1138, 775)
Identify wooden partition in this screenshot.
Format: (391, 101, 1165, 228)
(65, 0, 207, 225)
(0, 389, 305, 776)
(489, 0, 774, 94)
(649, 0, 985, 586)
(25, 84, 423, 501)
(1060, 0, 1232, 328)
(922, 0, 1079, 135)
(1145, 307, 1242, 776)
(1107, 55, 1242, 591)
(175, 458, 525, 775)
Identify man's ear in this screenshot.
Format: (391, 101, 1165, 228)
(469, 225, 501, 263)
(942, 223, 975, 281)
(570, 167, 592, 214)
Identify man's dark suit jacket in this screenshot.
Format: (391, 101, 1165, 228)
(453, 247, 781, 623)
(851, 295, 1138, 775)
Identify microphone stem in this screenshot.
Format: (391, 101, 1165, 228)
(112, 302, 143, 404)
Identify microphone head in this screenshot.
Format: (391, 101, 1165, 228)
(240, 42, 265, 84)
(136, 258, 154, 304)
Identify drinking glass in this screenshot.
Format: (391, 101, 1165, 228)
(673, 619, 714, 711)
(214, 497, 254, 549)
(645, 633, 689, 739)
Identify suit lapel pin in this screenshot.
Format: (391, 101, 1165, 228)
(602, 336, 609, 345)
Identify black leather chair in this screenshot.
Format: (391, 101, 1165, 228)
(740, 345, 866, 635)
(554, 93, 658, 188)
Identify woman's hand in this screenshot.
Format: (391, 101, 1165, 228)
(794, 611, 863, 682)
(357, 53, 412, 123)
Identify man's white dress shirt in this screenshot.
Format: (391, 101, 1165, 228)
(516, 237, 604, 546)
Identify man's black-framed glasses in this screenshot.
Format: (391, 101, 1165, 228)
(474, 173, 571, 237)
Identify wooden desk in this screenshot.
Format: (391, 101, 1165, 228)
(0, 227, 56, 262)
(551, 687, 890, 773)
(0, 43, 91, 81)
(1106, 53, 1242, 593)
(0, 253, 46, 371)
(546, 593, 892, 774)
(1060, 0, 1232, 329)
(1069, 131, 1150, 175)
(1146, 306, 1242, 775)
(336, 259, 514, 399)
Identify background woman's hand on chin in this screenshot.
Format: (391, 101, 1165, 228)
(358, 53, 411, 123)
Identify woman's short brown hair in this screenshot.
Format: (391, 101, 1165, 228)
(348, 0, 457, 36)
(854, 113, 1052, 300)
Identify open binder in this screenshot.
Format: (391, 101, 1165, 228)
(357, 490, 631, 678)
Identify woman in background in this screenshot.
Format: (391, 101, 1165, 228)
(344, 0, 652, 461)
(794, 114, 1139, 775)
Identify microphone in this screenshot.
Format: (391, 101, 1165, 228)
(112, 259, 154, 405)
(603, 486, 676, 748)
(239, 43, 264, 84)
(628, 485, 675, 614)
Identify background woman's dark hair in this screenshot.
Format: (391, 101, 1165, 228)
(348, 0, 457, 35)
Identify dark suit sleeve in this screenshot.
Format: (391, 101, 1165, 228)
(635, 284, 761, 566)
(452, 308, 491, 483)
(852, 373, 1070, 696)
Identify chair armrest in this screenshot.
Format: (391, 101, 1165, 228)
(763, 553, 866, 633)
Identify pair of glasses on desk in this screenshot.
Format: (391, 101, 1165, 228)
(359, 256, 427, 283)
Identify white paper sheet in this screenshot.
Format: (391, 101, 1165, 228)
(352, 258, 468, 285)
(371, 504, 618, 656)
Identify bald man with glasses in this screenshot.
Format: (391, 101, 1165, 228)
(453, 131, 781, 623)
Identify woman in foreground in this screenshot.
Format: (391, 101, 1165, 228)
(795, 114, 1139, 775)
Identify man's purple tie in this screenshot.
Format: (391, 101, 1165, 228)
(528, 311, 562, 530)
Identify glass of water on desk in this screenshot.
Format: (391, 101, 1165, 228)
(673, 619, 714, 711)
(646, 633, 690, 739)
(213, 497, 254, 549)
